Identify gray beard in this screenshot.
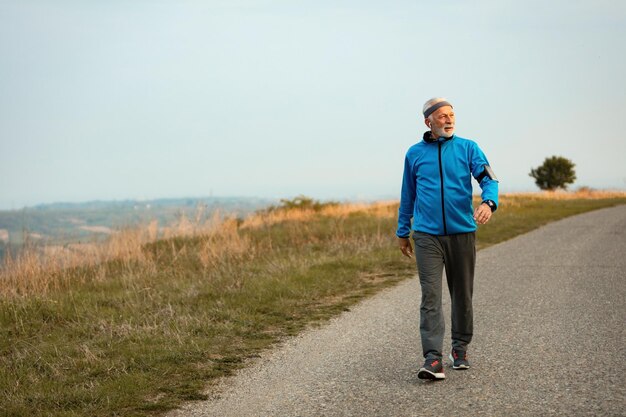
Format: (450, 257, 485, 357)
(432, 127, 454, 138)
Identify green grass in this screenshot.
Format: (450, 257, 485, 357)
(1, 196, 624, 416)
(474, 196, 626, 249)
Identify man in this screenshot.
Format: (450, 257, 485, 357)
(396, 97, 499, 380)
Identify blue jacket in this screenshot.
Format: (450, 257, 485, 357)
(396, 132, 499, 237)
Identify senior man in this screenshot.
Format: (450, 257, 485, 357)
(397, 97, 499, 380)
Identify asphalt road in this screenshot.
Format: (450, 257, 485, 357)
(170, 205, 626, 417)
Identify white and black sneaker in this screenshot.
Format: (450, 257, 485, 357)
(449, 349, 470, 370)
(418, 358, 446, 380)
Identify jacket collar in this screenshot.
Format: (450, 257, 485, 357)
(423, 131, 455, 143)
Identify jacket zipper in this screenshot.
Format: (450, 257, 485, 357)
(438, 142, 448, 235)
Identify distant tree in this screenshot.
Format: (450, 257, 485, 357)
(529, 156, 576, 191)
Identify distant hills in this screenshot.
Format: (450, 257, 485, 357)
(0, 196, 276, 260)
(27, 196, 275, 212)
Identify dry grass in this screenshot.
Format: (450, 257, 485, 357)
(1, 191, 623, 298)
(0, 201, 397, 298)
(1, 226, 154, 296)
(499, 189, 626, 206)
(197, 218, 253, 270)
(240, 200, 397, 229)
(0, 210, 234, 297)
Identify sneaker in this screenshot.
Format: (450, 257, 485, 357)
(449, 349, 470, 370)
(418, 358, 445, 380)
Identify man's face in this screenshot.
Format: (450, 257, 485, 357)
(426, 106, 455, 139)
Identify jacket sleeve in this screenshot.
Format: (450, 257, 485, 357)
(396, 153, 416, 238)
(469, 142, 499, 207)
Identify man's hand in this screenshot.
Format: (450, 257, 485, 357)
(473, 203, 493, 225)
(398, 237, 413, 258)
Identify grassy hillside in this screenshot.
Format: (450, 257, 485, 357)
(1, 192, 625, 416)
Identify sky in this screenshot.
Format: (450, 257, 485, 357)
(1, 0, 625, 210)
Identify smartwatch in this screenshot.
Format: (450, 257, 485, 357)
(482, 200, 497, 212)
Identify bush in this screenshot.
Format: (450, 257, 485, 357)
(529, 156, 576, 191)
(269, 195, 338, 212)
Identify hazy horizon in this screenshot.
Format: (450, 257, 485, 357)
(2, 1, 625, 211)
(4, 184, 622, 212)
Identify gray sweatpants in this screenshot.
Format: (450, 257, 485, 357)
(412, 231, 476, 360)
